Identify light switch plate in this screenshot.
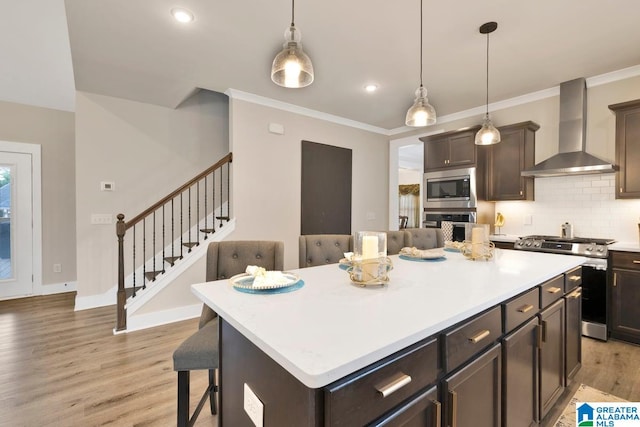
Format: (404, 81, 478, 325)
(91, 214, 113, 225)
(524, 214, 533, 225)
(243, 383, 264, 427)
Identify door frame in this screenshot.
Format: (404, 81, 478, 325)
(0, 140, 42, 297)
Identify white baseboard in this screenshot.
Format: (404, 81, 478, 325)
(74, 286, 116, 311)
(37, 281, 77, 295)
(115, 303, 201, 334)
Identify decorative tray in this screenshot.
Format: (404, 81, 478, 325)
(229, 272, 303, 294)
(399, 247, 446, 261)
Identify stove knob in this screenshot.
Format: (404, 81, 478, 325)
(586, 246, 593, 252)
(597, 246, 604, 252)
(516, 240, 524, 246)
(534, 241, 541, 247)
(525, 241, 532, 247)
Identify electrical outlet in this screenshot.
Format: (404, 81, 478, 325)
(524, 214, 533, 225)
(91, 214, 113, 225)
(53, 264, 61, 273)
(243, 383, 264, 427)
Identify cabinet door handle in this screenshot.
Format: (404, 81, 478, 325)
(536, 324, 543, 349)
(431, 399, 441, 427)
(517, 304, 534, 313)
(519, 190, 523, 196)
(375, 373, 412, 398)
(568, 275, 581, 282)
(633, 260, 640, 264)
(449, 390, 458, 427)
(541, 320, 547, 343)
(468, 329, 490, 344)
(570, 290, 582, 299)
(547, 286, 562, 294)
(613, 272, 617, 287)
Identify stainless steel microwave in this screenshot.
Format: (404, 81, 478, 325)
(423, 167, 477, 209)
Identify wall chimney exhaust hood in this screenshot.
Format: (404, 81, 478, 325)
(521, 78, 617, 177)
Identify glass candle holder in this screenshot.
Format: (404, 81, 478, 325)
(464, 223, 492, 260)
(352, 231, 389, 284)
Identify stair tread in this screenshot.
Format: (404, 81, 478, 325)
(164, 256, 182, 266)
(125, 286, 144, 298)
(215, 216, 230, 220)
(182, 242, 199, 248)
(144, 270, 164, 281)
(200, 228, 216, 233)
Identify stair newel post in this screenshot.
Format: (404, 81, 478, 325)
(116, 214, 127, 331)
(196, 181, 200, 245)
(152, 211, 156, 280)
(161, 204, 166, 273)
(142, 218, 146, 290)
(212, 170, 216, 231)
(180, 193, 184, 259)
(226, 161, 231, 220)
(171, 198, 175, 259)
(187, 186, 192, 252)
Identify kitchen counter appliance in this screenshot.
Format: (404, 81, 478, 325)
(423, 167, 477, 209)
(514, 235, 615, 340)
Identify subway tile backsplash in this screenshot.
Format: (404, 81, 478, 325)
(494, 173, 640, 243)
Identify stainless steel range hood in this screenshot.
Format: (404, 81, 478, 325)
(521, 78, 617, 177)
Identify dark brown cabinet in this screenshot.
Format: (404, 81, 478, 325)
(421, 127, 480, 171)
(564, 287, 582, 384)
(538, 299, 565, 420)
(369, 385, 440, 427)
(610, 250, 640, 344)
(609, 100, 640, 199)
(480, 121, 539, 201)
(502, 317, 540, 427)
(443, 343, 501, 427)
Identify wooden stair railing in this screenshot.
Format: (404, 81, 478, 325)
(116, 153, 232, 331)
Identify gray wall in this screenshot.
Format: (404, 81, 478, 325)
(74, 90, 229, 299)
(0, 100, 76, 287)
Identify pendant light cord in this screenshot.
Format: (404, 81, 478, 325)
(419, 0, 423, 87)
(485, 31, 489, 116)
(291, 0, 295, 26)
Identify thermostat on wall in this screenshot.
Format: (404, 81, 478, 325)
(100, 181, 115, 191)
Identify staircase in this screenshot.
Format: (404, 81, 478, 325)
(116, 153, 232, 331)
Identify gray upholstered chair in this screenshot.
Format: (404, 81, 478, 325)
(299, 234, 352, 268)
(173, 240, 284, 427)
(404, 228, 444, 250)
(386, 230, 408, 255)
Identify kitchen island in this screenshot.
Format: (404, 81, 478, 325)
(192, 249, 585, 426)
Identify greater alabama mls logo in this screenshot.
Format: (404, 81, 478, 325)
(577, 402, 640, 426)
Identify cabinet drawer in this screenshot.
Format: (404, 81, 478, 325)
(369, 385, 439, 427)
(324, 337, 439, 427)
(611, 251, 640, 271)
(540, 275, 564, 308)
(564, 266, 582, 292)
(444, 306, 502, 372)
(503, 287, 539, 333)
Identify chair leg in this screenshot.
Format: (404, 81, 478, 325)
(177, 371, 190, 427)
(208, 369, 217, 415)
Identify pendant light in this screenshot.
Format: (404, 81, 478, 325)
(405, 0, 436, 127)
(475, 22, 501, 145)
(271, 0, 314, 88)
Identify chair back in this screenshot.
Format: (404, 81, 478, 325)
(386, 230, 408, 255)
(299, 234, 352, 268)
(404, 228, 444, 250)
(200, 240, 284, 327)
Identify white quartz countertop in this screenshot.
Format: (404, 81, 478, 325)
(192, 250, 584, 389)
(609, 242, 640, 253)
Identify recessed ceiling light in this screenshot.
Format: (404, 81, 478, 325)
(365, 84, 379, 93)
(171, 8, 194, 23)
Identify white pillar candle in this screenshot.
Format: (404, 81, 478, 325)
(471, 227, 484, 244)
(362, 235, 379, 259)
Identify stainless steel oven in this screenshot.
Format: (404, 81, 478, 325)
(423, 167, 477, 209)
(423, 211, 476, 242)
(514, 235, 615, 341)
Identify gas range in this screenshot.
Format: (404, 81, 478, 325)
(513, 235, 616, 259)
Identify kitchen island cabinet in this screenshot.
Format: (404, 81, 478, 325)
(193, 250, 585, 426)
(609, 250, 640, 344)
(421, 126, 480, 171)
(609, 99, 640, 199)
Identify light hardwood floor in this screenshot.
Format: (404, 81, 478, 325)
(0, 293, 217, 427)
(1, 293, 639, 426)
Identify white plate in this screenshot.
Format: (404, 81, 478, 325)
(229, 272, 300, 290)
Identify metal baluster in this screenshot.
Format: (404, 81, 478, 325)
(219, 166, 224, 227)
(162, 204, 166, 273)
(226, 161, 230, 220)
(212, 170, 216, 230)
(180, 193, 184, 259)
(132, 224, 136, 297)
(171, 198, 175, 259)
(142, 218, 146, 290)
(152, 211, 156, 280)
(203, 174, 208, 239)
(196, 181, 200, 245)
(188, 186, 192, 252)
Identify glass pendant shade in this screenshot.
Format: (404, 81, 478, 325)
(271, 25, 314, 88)
(475, 114, 501, 145)
(405, 86, 436, 127)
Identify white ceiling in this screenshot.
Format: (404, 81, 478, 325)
(3, 1, 640, 132)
